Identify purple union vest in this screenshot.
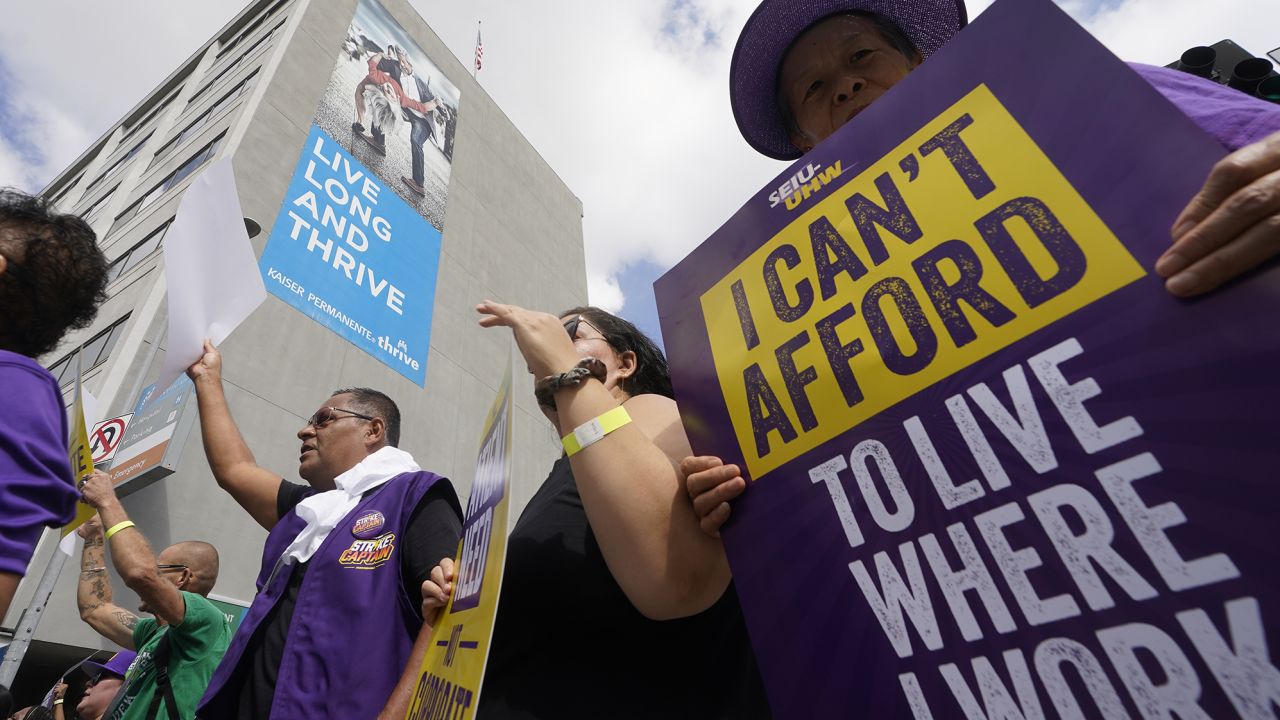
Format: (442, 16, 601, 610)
(198, 470, 445, 718)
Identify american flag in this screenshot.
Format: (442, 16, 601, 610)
(474, 22, 483, 74)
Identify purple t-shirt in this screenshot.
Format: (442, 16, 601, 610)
(0, 349, 77, 575)
(1131, 62, 1280, 150)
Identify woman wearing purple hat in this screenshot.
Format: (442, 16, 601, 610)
(52, 651, 136, 720)
(686, 0, 1280, 536)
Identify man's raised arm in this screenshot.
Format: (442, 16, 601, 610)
(187, 340, 282, 530)
(76, 514, 139, 649)
(80, 471, 190, 630)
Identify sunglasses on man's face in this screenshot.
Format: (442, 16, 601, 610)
(305, 406, 375, 429)
(157, 564, 188, 574)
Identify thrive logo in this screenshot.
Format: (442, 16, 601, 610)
(768, 161, 845, 211)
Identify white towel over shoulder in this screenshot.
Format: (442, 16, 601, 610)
(280, 446, 420, 565)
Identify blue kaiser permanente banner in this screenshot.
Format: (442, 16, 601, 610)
(259, 124, 440, 385)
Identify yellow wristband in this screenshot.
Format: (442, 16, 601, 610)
(562, 406, 632, 456)
(54, 699, 64, 705)
(105, 520, 136, 540)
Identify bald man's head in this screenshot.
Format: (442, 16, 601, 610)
(158, 541, 220, 596)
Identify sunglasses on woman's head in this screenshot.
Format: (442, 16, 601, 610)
(565, 315, 611, 343)
(563, 315, 585, 340)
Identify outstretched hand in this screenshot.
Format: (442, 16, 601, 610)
(681, 456, 746, 538)
(185, 339, 222, 383)
(1158, 130, 1280, 296)
(476, 300, 580, 380)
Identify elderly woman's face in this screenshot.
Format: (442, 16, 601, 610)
(778, 15, 920, 153)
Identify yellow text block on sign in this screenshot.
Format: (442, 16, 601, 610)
(700, 84, 1144, 480)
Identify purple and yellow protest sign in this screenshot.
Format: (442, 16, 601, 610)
(655, 0, 1280, 717)
(405, 348, 513, 719)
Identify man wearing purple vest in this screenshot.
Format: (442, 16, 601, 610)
(185, 341, 462, 719)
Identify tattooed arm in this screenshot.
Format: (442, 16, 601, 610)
(79, 470, 187, 626)
(76, 515, 138, 649)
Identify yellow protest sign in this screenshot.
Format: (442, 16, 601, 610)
(405, 347, 513, 719)
(699, 84, 1144, 480)
(63, 368, 96, 536)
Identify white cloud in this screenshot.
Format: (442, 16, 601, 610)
(0, 137, 38, 191)
(0, 93, 96, 193)
(587, 270, 625, 314)
(656, 0, 734, 60)
(413, 0, 1278, 311)
(0, 1, 243, 192)
(967, 0, 999, 17)
(1, 0, 1275, 309)
(1070, 0, 1279, 67)
(412, 0, 783, 310)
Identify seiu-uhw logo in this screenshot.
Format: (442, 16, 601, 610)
(768, 161, 845, 210)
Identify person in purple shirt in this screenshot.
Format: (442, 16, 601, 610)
(683, 0, 1280, 536)
(0, 189, 108, 621)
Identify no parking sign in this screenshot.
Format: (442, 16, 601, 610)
(88, 413, 133, 465)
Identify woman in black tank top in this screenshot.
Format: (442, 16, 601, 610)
(385, 303, 768, 719)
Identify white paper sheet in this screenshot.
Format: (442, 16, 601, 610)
(82, 388, 100, 430)
(156, 158, 267, 389)
(57, 531, 83, 558)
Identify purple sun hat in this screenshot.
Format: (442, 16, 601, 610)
(730, 0, 968, 160)
(79, 650, 137, 681)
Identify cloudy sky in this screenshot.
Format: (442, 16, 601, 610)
(2, 0, 1277, 344)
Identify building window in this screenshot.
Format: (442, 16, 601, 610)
(190, 19, 285, 105)
(120, 88, 181, 141)
(86, 132, 153, 192)
(105, 219, 173, 285)
(44, 314, 132, 388)
(153, 69, 258, 167)
(47, 172, 84, 208)
(77, 184, 120, 223)
(110, 133, 224, 232)
(214, 0, 290, 59)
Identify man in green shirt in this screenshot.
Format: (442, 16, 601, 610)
(76, 470, 232, 719)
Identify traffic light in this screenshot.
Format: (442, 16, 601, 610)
(1167, 39, 1280, 103)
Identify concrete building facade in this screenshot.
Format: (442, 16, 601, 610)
(4, 0, 585, 694)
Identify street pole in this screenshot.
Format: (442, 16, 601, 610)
(0, 547, 70, 686)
